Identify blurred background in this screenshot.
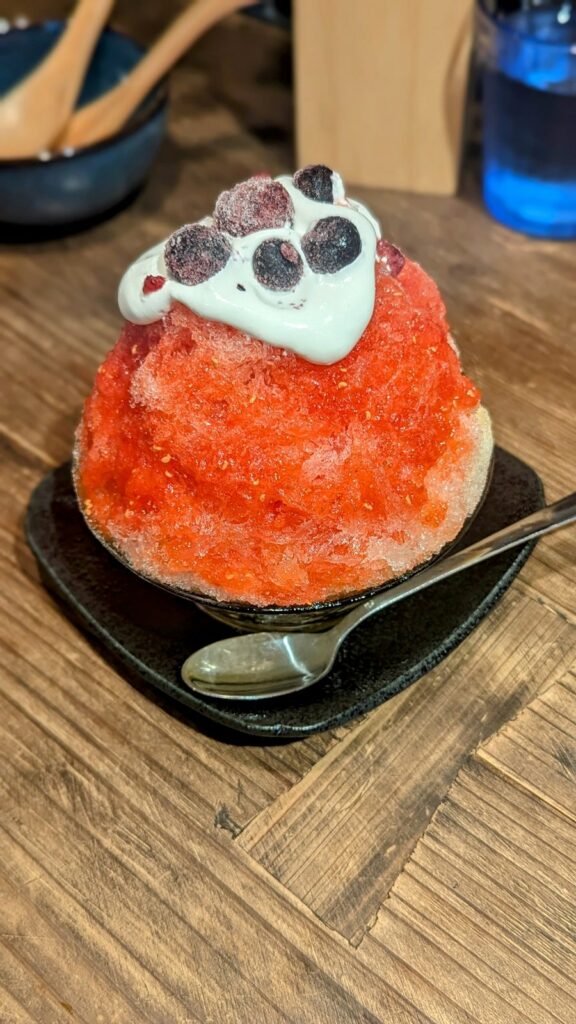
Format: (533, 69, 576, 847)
(0, 0, 575, 237)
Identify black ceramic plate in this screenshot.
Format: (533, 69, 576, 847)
(26, 448, 543, 739)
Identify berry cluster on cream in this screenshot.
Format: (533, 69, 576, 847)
(119, 166, 400, 364)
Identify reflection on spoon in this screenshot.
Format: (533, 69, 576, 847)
(182, 492, 576, 700)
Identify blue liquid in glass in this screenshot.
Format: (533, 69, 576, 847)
(483, 6, 576, 238)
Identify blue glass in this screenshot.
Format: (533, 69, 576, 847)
(478, 1, 576, 238)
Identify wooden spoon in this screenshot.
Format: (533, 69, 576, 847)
(0, 0, 115, 160)
(57, 0, 252, 151)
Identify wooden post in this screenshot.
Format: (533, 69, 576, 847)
(293, 0, 475, 195)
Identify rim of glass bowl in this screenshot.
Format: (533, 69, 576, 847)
(71, 449, 495, 621)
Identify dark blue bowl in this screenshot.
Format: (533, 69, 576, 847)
(0, 21, 168, 227)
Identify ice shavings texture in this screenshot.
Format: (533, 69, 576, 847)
(76, 257, 488, 606)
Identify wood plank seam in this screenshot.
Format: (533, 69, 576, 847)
(0, 661, 422, 999)
(383, 660, 576, 905)
(476, 747, 576, 825)
(0, 743, 430, 1024)
(388, 866, 576, 1013)
(522, 572, 576, 627)
(353, 789, 576, 1024)
(0, 634, 449, 1021)
(235, 589, 576, 944)
(7, 523, 575, 956)
(354, 729, 576, 956)
(514, 579, 576, 625)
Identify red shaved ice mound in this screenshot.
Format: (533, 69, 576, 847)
(75, 256, 492, 607)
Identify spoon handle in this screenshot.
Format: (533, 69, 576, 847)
(0, 0, 115, 158)
(58, 0, 252, 149)
(334, 492, 576, 642)
(50, 0, 116, 98)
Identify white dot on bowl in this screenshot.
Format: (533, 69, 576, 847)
(0, 18, 11, 33)
(14, 16, 30, 28)
(38, 150, 52, 162)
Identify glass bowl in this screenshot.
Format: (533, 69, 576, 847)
(73, 454, 494, 633)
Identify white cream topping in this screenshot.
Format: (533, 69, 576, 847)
(118, 174, 381, 365)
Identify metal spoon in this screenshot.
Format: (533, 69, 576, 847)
(181, 492, 576, 700)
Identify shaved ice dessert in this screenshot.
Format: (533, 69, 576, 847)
(75, 166, 493, 607)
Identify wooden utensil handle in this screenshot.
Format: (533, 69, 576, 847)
(50, 0, 115, 106)
(58, 0, 251, 149)
(61, 0, 115, 54)
(117, 0, 250, 104)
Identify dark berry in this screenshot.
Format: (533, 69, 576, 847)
(293, 164, 334, 203)
(142, 274, 165, 294)
(214, 177, 294, 237)
(302, 217, 361, 274)
(253, 239, 303, 291)
(164, 224, 231, 286)
(377, 239, 405, 277)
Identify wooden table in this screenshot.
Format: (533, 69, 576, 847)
(1, 7, 575, 1022)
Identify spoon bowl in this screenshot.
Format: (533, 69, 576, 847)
(185, 631, 336, 699)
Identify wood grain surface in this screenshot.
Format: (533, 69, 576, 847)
(1, 3, 575, 1022)
(239, 586, 576, 944)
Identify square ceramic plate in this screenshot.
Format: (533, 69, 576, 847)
(26, 447, 543, 738)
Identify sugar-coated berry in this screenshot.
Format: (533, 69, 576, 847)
(377, 239, 405, 277)
(302, 217, 361, 274)
(253, 239, 303, 291)
(293, 165, 334, 203)
(164, 224, 232, 286)
(142, 274, 166, 294)
(214, 177, 294, 237)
